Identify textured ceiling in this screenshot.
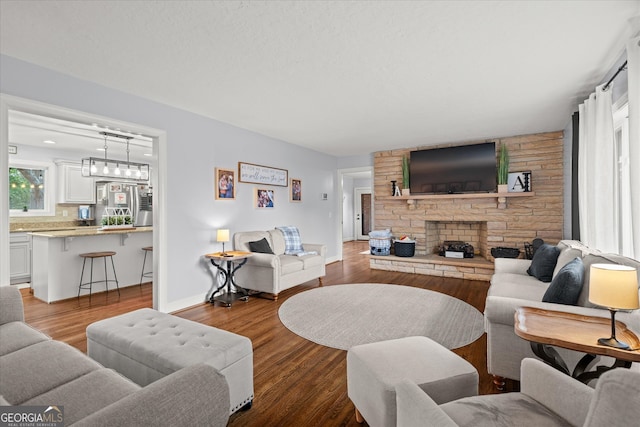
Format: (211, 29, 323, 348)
(1, 1, 638, 157)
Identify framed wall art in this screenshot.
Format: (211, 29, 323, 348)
(215, 168, 236, 200)
(255, 188, 275, 208)
(238, 162, 288, 187)
(290, 178, 302, 202)
(507, 171, 532, 192)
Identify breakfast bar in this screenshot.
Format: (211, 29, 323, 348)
(30, 227, 152, 303)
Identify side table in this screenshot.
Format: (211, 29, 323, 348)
(514, 306, 640, 383)
(205, 251, 253, 307)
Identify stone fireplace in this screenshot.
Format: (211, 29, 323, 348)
(425, 220, 488, 258)
(370, 131, 565, 281)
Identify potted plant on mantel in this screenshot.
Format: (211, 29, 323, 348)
(401, 155, 410, 196)
(497, 143, 509, 193)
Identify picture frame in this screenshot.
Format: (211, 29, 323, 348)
(507, 171, 532, 192)
(255, 188, 275, 209)
(290, 178, 302, 202)
(238, 162, 288, 187)
(215, 168, 236, 200)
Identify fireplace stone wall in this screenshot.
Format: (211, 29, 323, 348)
(373, 131, 564, 261)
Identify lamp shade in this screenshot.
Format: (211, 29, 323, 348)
(589, 264, 639, 310)
(216, 229, 230, 243)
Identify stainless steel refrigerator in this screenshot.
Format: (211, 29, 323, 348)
(95, 182, 152, 227)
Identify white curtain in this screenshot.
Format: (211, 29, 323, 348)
(578, 85, 617, 253)
(627, 36, 640, 259)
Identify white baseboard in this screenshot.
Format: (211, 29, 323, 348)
(165, 293, 209, 314)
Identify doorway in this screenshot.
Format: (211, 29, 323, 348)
(1, 94, 167, 310)
(354, 188, 372, 240)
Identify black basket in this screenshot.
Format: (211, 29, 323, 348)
(491, 247, 521, 258)
(394, 241, 415, 257)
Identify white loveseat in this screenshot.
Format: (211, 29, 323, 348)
(485, 240, 640, 385)
(233, 229, 326, 300)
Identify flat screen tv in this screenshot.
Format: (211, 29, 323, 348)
(409, 142, 497, 194)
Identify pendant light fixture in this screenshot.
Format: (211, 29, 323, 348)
(81, 131, 150, 181)
(102, 133, 110, 174)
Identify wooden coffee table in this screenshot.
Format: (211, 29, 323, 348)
(514, 306, 640, 383)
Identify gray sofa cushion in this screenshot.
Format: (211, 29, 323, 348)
(300, 253, 324, 269)
(584, 367, 640, 427)
(268, 229, 287, 255)
(0, 321, 50, 356)
(23, 369, 140, 425)
(279, 255, 304, 274)
(527, 244, 561, 282)
(542, 257, 585, 305)
(489, 273, 548, 301)
(441, 393, 569, 427)
(0, 340, 102, 404)
(552, 240, 592, 277)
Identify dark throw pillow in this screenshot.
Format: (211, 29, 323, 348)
(248, 238, 274, 254)
(527, 243, 561, 282)
(542, 257, 585, 305)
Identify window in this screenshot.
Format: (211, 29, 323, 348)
(613, 99, 632, 257)
(9, 160, 56, 217)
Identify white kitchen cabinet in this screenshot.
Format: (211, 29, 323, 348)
(57, 161, 95, 203)
(10, 232, 31, 284)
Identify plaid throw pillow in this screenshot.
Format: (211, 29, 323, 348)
(276, 226, 304, 254)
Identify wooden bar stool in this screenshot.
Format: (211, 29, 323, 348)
(78, 251, 120, 302)
(139, 246, 153, 287)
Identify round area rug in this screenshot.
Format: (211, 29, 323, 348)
(278, 284, 484, 350)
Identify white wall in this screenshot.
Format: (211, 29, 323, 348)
(1, 55, 347, 310)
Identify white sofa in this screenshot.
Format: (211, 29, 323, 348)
(233, 229, 326, 300)
(485, 240, 640, 385)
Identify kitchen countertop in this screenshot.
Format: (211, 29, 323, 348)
(30, 226, 152, 238)
(12, 226, 101, 233)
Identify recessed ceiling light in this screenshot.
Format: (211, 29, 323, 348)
(43, 140, 56, 144)
(96, 148, 105, 152)
(143, 153, 152, 157)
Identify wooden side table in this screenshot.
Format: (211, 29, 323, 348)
(514, 307, 640, 383)
(205, 251, 253, 307)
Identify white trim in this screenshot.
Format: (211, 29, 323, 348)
(354, 187, 372, 240)
(1, 98, 9, 286)
(337, 166, 373, 261)
(0, 94, 168, 311)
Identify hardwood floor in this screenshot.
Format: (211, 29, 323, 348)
(21, 241, 504, 426)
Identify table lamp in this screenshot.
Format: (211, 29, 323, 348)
(589, 263, 639, 350)
(217, 229, 230, 256)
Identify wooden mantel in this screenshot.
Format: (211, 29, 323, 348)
(378, 191, 535, 209)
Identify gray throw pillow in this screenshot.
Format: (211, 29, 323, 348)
(527, 243, 561, 282)
(248, 237, 274, 254)
(542, 257, 585, 305)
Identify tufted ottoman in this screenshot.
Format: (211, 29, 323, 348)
(347, 336, 478, 427)
(86, 308, 253, 414)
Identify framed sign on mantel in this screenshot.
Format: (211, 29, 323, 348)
(238, 162, 288, 187)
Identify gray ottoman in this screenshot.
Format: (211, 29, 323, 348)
(347, 336, 478, 427)
(86, 308, 253, 414)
